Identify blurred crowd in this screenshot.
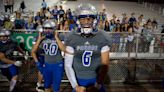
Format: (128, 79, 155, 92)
(0, 1, 164, 53)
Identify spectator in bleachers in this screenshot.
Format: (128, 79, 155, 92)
(138, 14, 146, 27)
(34, 12, 41, 22)
(47, 7, 51, 12)
(25, 16, 35, 30)
(34, 19, 42, 29)
(109, 19, 116, 32)
(11, 0, 14, 12)
(3, 0, 14, 13)
(66, 8, 73, 20)
(58, 5, 65, 21)
(98, 12, 106, 22)
(127, 26, 135, 52)
(57, 21, 62, 30)
(134, 22, 143, 34)
(3, 0, 9, 13)
(120, 23, 129, 52)
(14, 12, 25, 29)
(96, 9, 107, 21)
(51, 5, 59, 21)
(129, 13, 136, 27)
(119, 24, 126, 50)
(41, 0, 47, 11)
(72, 11, 77, 22)
(62, 20, 69, 31)
(40, 9, 46, 22)
(104, 20, 110, 32)
(43, 8, 51, 19)
(3, 15, 14, 30)
(69, 19, 76, 31)
(121, 23, 129, 32)
(116, 19, 121, 31)
(58, 17, 68, 30)
(116, 20, 124, 52)
(59, 20, 70, 36)
(112, 14, 117, 22)
(121, 13, 128, 24)
(98, 20, 104, 30)
(133, 22, 144, 52)
(152, 18, 158, 30)
(20, 0, 26, 13)
(62, 14, 68, 23)
(102, 9, 107, 21)
(142, 22, 153, 52)
(8, 0, 14, 13)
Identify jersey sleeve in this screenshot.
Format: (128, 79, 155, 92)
(4, 40, 18, 56)
(101, 31, 112, 48)
(58, 33, 65, 41)
(64, 31, 74, 46)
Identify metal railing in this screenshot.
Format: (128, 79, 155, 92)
(10, 30, 164, 58)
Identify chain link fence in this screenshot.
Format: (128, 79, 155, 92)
(0, 31, 164, 84)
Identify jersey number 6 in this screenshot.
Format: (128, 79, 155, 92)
(82, 51, 93, 67)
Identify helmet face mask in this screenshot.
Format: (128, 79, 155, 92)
(79, 17, 94, 34)
(0, 36, 9, 43)
(43, 28, 54, 38)
(43, 27, 54, 33)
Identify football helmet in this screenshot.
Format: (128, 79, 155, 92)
(75, 4, 98, 35)
(43, 20, 56, 28)
(36, 20, 56, 39)
(0, 29, 11, 43)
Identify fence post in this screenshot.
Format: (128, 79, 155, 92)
(135, 33, 139, 58)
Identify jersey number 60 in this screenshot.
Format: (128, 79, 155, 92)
(82, 51, 93, 67)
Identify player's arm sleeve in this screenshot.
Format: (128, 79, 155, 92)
(101, 45, 110, 66)
(101, 45, 110, 53)
(64, 46, 78, 88)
